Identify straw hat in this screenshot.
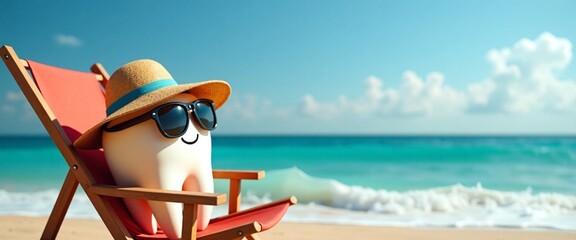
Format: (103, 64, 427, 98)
(73, 59, 231, 149)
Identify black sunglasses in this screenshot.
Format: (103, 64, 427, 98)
(104, 99, 217, 138)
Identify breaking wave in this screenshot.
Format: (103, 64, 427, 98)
(1, 168, 575, 230)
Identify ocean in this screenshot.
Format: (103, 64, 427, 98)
(0, 135, 575, 230)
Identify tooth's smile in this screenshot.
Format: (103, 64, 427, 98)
(181, 134, 199, 145)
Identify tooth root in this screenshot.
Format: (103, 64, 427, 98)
(150, 168, 215, 239)
(148, 201, 183, 239)
(184, 173, 214, 229)
(124, 199, 157, 234)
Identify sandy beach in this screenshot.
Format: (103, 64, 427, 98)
(1, 216, 575, 240)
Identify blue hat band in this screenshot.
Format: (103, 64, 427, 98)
(106, 79, 177, 116)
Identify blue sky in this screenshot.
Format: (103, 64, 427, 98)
(1, 0, 575, 135)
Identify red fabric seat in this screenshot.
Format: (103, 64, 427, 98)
(135, 198, 293, 239)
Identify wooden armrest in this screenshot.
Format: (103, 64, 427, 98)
(90, 184, 226, 206)
(92, 184, 227, 239)
(212, 170, 265, 214)
(212, 170, 265, 180)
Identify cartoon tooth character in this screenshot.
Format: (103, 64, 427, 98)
(74, 59, 230, 239)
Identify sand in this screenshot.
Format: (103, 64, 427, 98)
(1, 216, 575, 240)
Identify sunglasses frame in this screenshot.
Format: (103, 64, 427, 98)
(104, 99, 217, 138)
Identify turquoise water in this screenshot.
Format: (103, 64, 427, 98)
(1, 135, 575, 230)
(212, 136, 576, 194)
(1, 135, 574, 194)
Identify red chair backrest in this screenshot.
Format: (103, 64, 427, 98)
(28, 60, 106, 141)
(26, 60, 145, 236)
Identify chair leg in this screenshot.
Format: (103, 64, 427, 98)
(182, 203, 199, 240)
(246, 234, 261, 240)
(228, 179, 242, 214)
(235, 233, 260, 240)
(41, 169, 79, 240)
(199, 222, 262, 240)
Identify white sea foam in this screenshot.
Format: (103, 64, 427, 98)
(1, 168, 575, 230)
(0, 188, 98, 219)
(224, 168, 576, 230)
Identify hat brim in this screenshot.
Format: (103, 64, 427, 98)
(73, 80, 230, 149)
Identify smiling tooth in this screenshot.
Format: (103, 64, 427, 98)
(102, 94, 213, 239)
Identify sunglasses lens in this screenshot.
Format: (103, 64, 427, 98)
(194, 101, 216, 130)
(157, 104, 188, 137)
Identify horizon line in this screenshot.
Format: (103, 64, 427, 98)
(1, 133, 575, 138)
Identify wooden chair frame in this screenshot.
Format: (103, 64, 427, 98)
(1, 45, 295, 240)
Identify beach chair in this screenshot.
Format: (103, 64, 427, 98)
(1, 45, 296, 240)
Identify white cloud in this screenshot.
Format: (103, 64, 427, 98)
(1, 105, 15, 113)
(220, 94, 288, 120)
(299, 94, 342, 119)
(219, 32, 576, 134)
(1, 91, 35, 120)
(54, 34, 83, 47)
(469, 32, 576, 113)
(299, 71, 469, 118)
(299, 32, 576, 119)
(2, 92, 20, 113)
(5, 91, 23, 102)
(393, 71, 468, 116)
